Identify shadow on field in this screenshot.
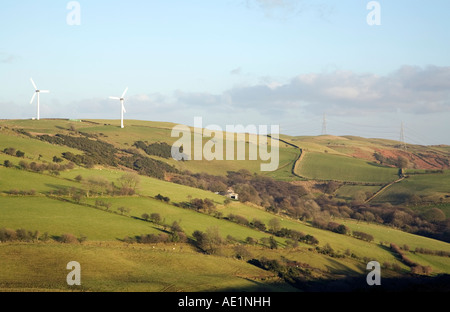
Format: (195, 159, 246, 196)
(218, 274, 450, 292)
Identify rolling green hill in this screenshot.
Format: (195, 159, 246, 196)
(0, 119, 449, 292)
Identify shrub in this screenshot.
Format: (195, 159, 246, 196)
(245, 237, 258, 245)
(78, 235, 88, 243)
(422, 208, 446, 222)
(60, 233, 78, 244)
(18, 160, 29, 170)
(3, 160, 13, 168)
(155, 194, 170, 203)
(16, 229, 33, 241)
(0, 228, 17, 241)
(3, 147, 16, 156)
(170, 221, 183, 233)
(234, 245, 253, 260)
(251, 219, 266, 231)
(352, 231, 374, 242)
(228, 214, 249, 226)
(192, 227, 224, 254)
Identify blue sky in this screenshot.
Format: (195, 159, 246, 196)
(1, 0, 450, 144)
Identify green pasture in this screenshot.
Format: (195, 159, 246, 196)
(83, 196, 277, 243)
(373, 172, 450, 204)
(296, 152, 398, 183)
(0, 242, 287, 292)
(0, 197, 161, 240)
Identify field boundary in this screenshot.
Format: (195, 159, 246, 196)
(365, 176, 406, 203)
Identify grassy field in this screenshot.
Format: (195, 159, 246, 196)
(0, 132, 82, 163)
(58, 167, 225, 204)
(0, 197, 162, 241)
(0, 167, 79, 194)
(0, 242, 290, 292)
(373, 172, 450, 204)
(296, 152, 399, 183)
(334, 184, 381, 201)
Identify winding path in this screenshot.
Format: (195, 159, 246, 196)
(365, 176, 406, 203)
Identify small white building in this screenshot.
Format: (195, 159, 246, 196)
(225, 188, 239, 200)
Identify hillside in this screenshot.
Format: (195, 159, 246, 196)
(0, 119, 449, 292)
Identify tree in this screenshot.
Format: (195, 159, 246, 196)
(3, 160, 13, 168)
(150, 213, 162, 224)
(117, 207, 130, 215)
(397, 156, 409, 169)
(141, 213, 150, 221)
(155, 194, 170, 203)
(268, 218, 281, 233)
(53, 156, 63, 163)
(192, 227, 224, 254)
(423, 208, 446, 222)
(119, 172, 141, 191)
(85, 176, 110, 197)
(18, 160, 29, 170)
(171, 221, 183, 233)
(269, 236, 278, 249)
(72, 192, 83, 203)
(234, 245, 253, 260)
(324, 181, 340, 194)
(60, 233, 78, 244)
(353, 191, 366, 204)
(251, 218, 266, 231)
(15, 150, 25, 158)
(3, 147, 16, 156)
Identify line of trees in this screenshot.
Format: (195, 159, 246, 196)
(390, 242, 432, 275)
(17, 159, 75, 174)
(2, 147, 25, 158)
(0, 227, 86, 244)
(414, 247, 450, 258)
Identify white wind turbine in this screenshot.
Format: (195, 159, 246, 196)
(109, 87, 128, 128)
(30, 78, 50, 121)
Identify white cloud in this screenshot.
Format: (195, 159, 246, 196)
(217, 65, 450, 115)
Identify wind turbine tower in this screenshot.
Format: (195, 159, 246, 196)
(29, 78, 50, 121)
(109, 87, 128, 129)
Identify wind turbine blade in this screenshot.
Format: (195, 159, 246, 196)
(40, 90, 50, 93)
(30, 93, 37, 104)
(30, 78, 37, 90)
(122, 104, 126, 113)
(109, 96, 120, 100)
(121, 87, 128, 98)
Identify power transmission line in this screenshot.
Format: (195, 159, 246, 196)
(321, 113, 327, 135)
(399, 122, 407, 151)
